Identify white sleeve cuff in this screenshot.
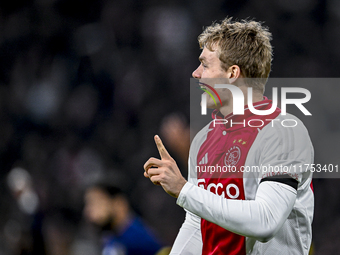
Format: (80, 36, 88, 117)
(176, 182, 194, 207)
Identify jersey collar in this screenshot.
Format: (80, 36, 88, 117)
(211, 97, 281, 131)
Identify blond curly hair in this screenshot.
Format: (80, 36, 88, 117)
(198, 17, 273, 93)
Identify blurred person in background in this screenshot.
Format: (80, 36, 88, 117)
(160, 113, 190, 168)
(84, 181, 162, 255)
(5, 167, 46, 255)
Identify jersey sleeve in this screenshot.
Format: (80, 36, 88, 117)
(256, 114, 314, 186)
(176, 178, 297, 242)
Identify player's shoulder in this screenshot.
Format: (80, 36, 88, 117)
(261, 112, 311, 141)
(191, 121, 213, 145)
(189, 121, 214, 158)
(255, 112, 314, 161)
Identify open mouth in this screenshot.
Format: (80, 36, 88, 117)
(197, 81, 223, 107)
(198, 82, 208, 90)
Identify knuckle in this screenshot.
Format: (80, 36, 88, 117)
(147, 157, 156, 163)
(164, 160, 172, 168)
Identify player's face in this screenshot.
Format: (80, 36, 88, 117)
(192, 47, 232, 109)
(84, 188, 112, 226)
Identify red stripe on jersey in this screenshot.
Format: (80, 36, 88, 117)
(196, 98, 281, 255)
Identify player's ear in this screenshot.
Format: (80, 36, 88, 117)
(226, 65, 241, 83)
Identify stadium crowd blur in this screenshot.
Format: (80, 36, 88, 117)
(0, 0, 340, 254)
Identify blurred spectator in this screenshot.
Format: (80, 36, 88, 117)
(160, 113, 190, 167)
(84, 181, 162, 255)
(5, 167, 46, 255)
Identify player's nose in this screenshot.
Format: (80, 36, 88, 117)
(192, 65, 202, 79)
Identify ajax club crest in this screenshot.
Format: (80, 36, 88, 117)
(224, 146, 241, 166)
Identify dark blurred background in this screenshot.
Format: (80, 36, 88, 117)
(0, 0, 339, 254)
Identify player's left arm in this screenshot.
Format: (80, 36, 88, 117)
(176, 178, 296, 242)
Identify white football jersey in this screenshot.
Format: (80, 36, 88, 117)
(171, 99, 314, 255)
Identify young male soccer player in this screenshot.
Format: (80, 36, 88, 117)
(144, 17, 314, 254)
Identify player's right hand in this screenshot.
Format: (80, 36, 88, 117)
(144, 135, 187, 198)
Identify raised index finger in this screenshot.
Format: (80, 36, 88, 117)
(154, 135, 171, 160)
